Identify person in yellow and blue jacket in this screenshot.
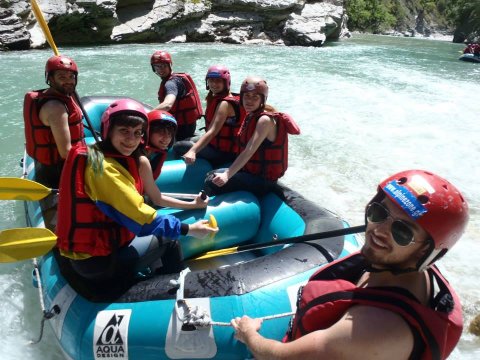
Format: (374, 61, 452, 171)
(55, 98, 217, 292)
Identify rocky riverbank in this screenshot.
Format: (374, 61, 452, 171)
(0, 0, 351, 51)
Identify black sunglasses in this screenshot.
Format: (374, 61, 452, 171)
(366, 202, 416, 246)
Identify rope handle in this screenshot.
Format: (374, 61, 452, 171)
(29, 258, 61, 345)
(175, 299, 295, 327)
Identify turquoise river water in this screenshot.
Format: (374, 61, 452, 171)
(0, 34, 479, 359)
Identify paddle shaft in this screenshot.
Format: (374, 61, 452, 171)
(0, 176, 204, 201)
(30, 0, 101, 143)
(195, 225, 366, 260)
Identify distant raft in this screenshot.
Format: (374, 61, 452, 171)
(23, 96, 363, 360)
(458, 53, 480, 63)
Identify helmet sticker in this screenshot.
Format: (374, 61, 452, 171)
(409, 174, 436, 195)
(383, 180, 427, 219)
(207, 72, 221, 78)
(59, 57, 74, 68)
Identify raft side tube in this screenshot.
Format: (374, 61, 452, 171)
(155, 158, 212, 194)
(158, 191, 261, 259)
(80, 96, 153, 139)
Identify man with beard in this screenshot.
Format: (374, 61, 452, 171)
(23, 55, 85, 229)
(232, 170, 469, 360)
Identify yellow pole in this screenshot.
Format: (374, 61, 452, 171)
(29, 0, 102, 143)
(30, 0, 60, 56)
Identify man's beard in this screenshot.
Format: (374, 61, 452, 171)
(361, 245, 419, 273)
(51, 82, 75, 96)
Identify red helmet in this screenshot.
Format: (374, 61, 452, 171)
(101, 99, 148, 140)
(151, 50, 172, 72)
(240, 76, 268, 107)
(205, 65, 231, 91)
(377, 170, 469, 268)
(45, 55, 78, 84)
(147, 110, 177, 127)
(147, 110, 177, 149)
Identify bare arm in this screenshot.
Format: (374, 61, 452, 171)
(211, 115, 275, 186)
(38, 100, 72, 159)
(183, 101, 231, 164)
(139, 156, 208, 209)
(232, 306, 414, 360)
(154, 94, 176, 111)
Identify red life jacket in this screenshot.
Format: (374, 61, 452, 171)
(56, 144, 143, 257)
(147, 150, 168, 180)
(144, 113, 173, 179)
(24, 89, 84, 165)
(204, 93, 245, 153)
(237, 111, 300, 181)
(157, 73, 203, 126)
(285, 252, 463, 360)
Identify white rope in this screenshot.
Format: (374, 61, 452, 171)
(32, 258, 46, 313)
(176, 298, 295, 327)
(29, 257, 47, 345)
(210, 311, 296, 327)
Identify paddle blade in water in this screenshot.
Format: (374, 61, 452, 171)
(0, 228, 56, 262)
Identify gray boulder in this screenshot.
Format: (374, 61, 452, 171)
(0, 1, 30, 50)
(1, 0, 350, 50)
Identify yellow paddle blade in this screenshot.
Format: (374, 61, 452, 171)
(0, 228, 56, 262)
(208, 214, 218, 239)
(0, 177, 52, 201)
(194, 246, 238, 260)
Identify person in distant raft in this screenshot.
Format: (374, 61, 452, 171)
(150, 50, 203, 141)
(463, 43, 480, 56)
(55, 99, 217, 291)
(174, 64, 245, 168)
(140, 109, 209, 209)
(23, 55, 85, 230)
(204, 76, 300, 196)
(232, 170, 469, 360)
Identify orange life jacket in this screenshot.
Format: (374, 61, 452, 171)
(24, 89, 84, 165)
(56, 144, 143, 256)
(158, 73, 203, 126)
(204, 93, 245, 154)
(237, 111, 300, 181)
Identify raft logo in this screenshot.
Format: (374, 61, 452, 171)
(93, 309, 131, 359)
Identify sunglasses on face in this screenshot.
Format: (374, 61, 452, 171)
(366, 202, 417, 246)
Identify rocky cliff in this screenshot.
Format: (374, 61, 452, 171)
(0, 0, 350, 50)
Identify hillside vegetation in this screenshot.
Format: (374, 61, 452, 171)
(345, 0, 480, 42)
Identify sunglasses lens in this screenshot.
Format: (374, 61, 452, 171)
(391, 221, 414, 246)
(367, 202, 415, 246)
(367, 203, 389, 223)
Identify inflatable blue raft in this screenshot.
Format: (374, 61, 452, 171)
(458, 53, 480, 63)
(23, 96, 362, 360)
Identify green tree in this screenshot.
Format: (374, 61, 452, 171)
(346, 0, 396, 32)
(447, 0, 480, 40)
